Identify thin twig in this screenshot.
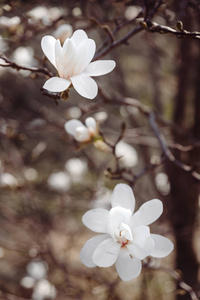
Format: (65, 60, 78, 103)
(149, 112, 200, 180)
(0, 54, 53, 77)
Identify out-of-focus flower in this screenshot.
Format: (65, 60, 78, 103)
(27, 6, 62, 26)
(26, 261, 48, 281)
(41, 29, 116, 99)
(125, 6, 142, 20)
(53, 24, 73, 43)
(0, 172, 18, 188)
(155, 173, 171, 195)
(80, 183, 174, 281)
(64, 117, 98, 143)
(12, 46, 36, 76)
(116, 140, 138, 168)
(65, 158, 87, 183)
(47, 171, 71, 192)
(32, 279, 57, 300)
(20, 276, 35, 289)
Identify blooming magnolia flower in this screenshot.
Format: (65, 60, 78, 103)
(64, 117, 97, 143)
(41, 29, 116, 99)
(80, 183, 174, 281)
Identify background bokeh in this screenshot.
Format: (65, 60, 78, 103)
(0, 1, 199, 299)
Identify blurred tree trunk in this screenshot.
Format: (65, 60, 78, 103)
(165, 6, 200, 299)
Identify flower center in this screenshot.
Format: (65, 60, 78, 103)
(117, 222, 133, 246)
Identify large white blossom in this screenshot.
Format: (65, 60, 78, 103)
(41, 29, 116, 99)
(80, 183, 174, 281)
(64, 117, 97, 143)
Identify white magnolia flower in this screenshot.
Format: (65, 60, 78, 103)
(64, 117, 97, 143)
(80, 183, 174, 281)
(41, 29, 116, 99)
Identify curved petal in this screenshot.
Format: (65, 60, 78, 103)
(62, 39, 78, 78)
(130, 199, 163, 227)
(71, 74, 98, 99)
(80, 234, 110, 267)
(111, 184, 135, 214)
(127, 236, 155, 260)
(150, 234, 174, 258)
(115, 247, 142, 281)
(132, 225, 150, 247)
(85, 117, 97, 132)
(82, 209, 109, 233)
(64, 119, 84, 136)
(92, 238, 120, 267)
(71, 29, 88, 47)
(108, 206, 132, 241)
(43, 77, 71, 93)
(74, 127, 91, 142)
(73, 39, 96, 75)
(41, 35, 56, 67)
(55, 39, 64, 77)
(84, 60, 116, 77)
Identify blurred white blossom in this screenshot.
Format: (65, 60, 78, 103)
(26, 261, 48, 281)
(155, 173, 171, 195)
(27, 6, 62, 26)
(20, 276, 35, 289)
(32, 279, 56, 300)
(65, 158, 87, 183)
(125, 6, 142, 20)
(116, 140, 138, 168)
(53, 24, 73, 43)
(80, 183, 174, 281)
(41, 29, 116, 99)
(0, 172, 18, 188)
(47, 171, 71, 192)
(65, 117, 98, 143)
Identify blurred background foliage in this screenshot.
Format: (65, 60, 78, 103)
(0, 0, 200, 299)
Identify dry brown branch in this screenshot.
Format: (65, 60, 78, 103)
(0, 54, 53, 77)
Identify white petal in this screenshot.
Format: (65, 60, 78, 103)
(82, 209, 109, 233)
(62, 39, 78, 78)
(64, 119, 84, 136)
(85, 117, 97, 132)
(127, 236, 155, 260)
(92, 238, 120, 267)
(111, 183, 135, 214)
(150, 234, 174, 258)
(108, 206, 132, 241)
(41, 35, 56, 67)
(73, 39, 96, 75)
(71, 29, 88, 47)
(55, 39, 64, 77)
(80, 234, 110, 267)
(132, 225, 150, 248)
(71, 74, 98, 99)
(130, 199, 163, 227)
(115, 247, 142, 281)
(84, 60, 116, 77)
(43, 77, 71, 92)
(75, 127, 91, 142)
